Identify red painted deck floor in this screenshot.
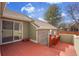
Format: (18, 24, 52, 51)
(1, 41, 76, 56)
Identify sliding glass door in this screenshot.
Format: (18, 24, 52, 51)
(14, 22, 22, 40)
(2, 20, 22, 43)
(2, 20, 13, 43)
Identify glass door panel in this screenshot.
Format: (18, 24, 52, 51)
(2, 20, 13, 43)
(14, 22, 22, 40)
(2, 21, 13, 30)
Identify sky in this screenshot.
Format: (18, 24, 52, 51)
(6, 2, 79, 23)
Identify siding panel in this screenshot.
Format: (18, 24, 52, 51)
(38, 30, 49, 45)
(23, 22, 29, 39)
(29, 24, 36, 40)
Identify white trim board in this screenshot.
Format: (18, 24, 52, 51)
(30, 39, 38, 43)
(1, 39, 22, 45)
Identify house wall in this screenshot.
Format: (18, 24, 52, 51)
(29, 24, 36, 41)
(38, 29, 49, 45)
(0, 18, 30, 44)
(60, 34, 74, 44)
(23, 22, 30, 39)
(1, 18, 23, 43)
(37, 29, 57, 45)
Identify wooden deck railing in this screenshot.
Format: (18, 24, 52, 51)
(59, 31, 79, 35)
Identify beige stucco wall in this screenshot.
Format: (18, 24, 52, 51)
(23, 22, 30, 39)
(29, 24, 36, 41)
(60, 34, 74, 44)
(38, 29, 49, 45)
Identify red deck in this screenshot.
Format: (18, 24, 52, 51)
(0, 41, 76, 56)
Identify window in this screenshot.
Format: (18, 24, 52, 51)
(2, 21, 13, 30)
(14, 23, 19, 30)
(2, 21, 13, 43)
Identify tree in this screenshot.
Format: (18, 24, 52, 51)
(44, 4, 61, 27)
(67, 3, 79, 24)
(58, 22, 66, 28)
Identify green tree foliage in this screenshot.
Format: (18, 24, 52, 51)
(44, 4, 61, 27)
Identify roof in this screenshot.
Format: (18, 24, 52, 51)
(2, 8, 32, 22)
(71, 23, 79, 28)
(0, 2, 57, 30)
(0, 2, 32, 22)
(32, 20, 57, 30)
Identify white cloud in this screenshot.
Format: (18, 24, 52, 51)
(38, 18, 43, 20)
(21, 3, 35, 13)
(28, 14, 35, 18)
(38, 8, 44, 12)
(61, 13, 66, 17)
(28, 15, 32, 18)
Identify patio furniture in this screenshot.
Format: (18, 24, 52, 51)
(49, 34, 60, 47)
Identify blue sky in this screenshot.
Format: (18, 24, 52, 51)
(6, 2, 79, 23)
